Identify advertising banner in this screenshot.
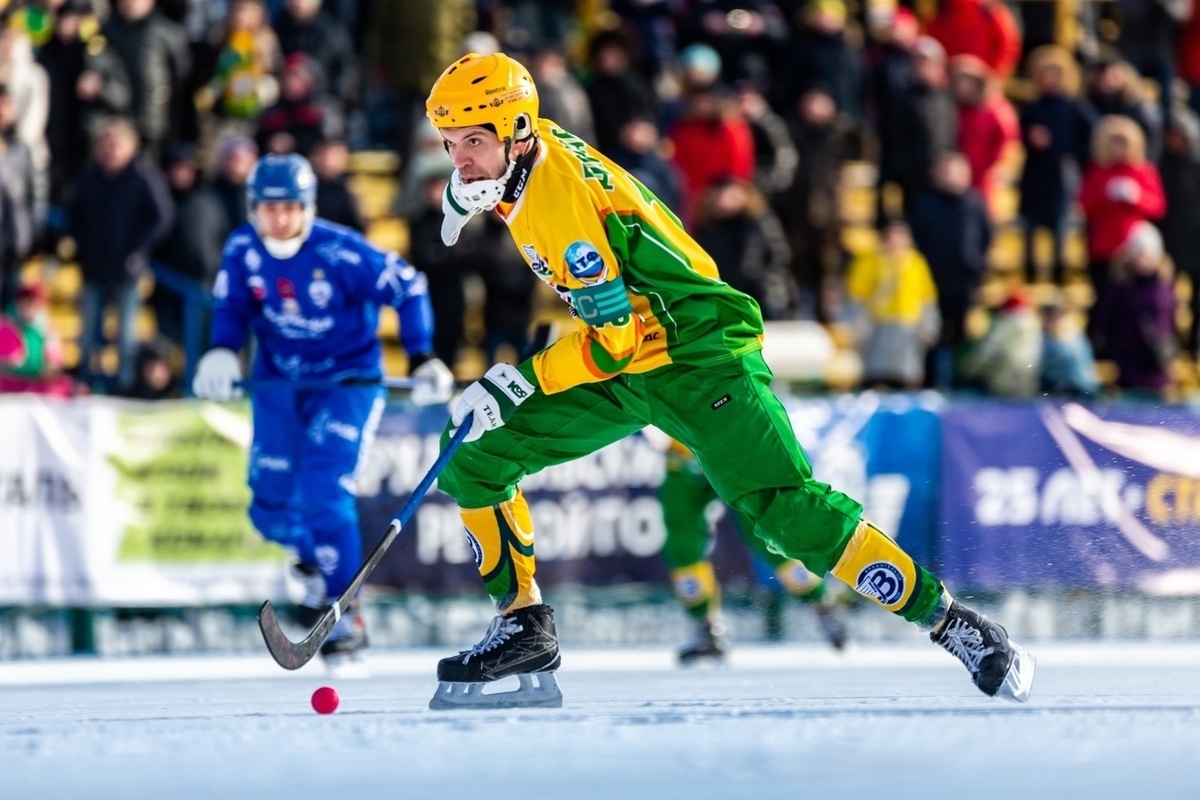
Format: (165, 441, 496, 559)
(940, 401, 1200, 592)
(0, 397, 291, 606)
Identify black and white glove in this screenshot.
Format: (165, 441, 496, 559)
(192, 348, 243, 401)
(440, 169, 507, 246)
(450, 363, 537, 442)
(409, 355, 455, 406)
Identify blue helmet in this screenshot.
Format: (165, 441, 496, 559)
(246, 153, 316, 216)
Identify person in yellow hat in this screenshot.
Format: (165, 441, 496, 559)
(423, 52, 1035, 710)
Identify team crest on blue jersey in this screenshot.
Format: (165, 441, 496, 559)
(308, 269, 332, 307)
(564, 241, 606, 283)
(521, 243, 553, 278)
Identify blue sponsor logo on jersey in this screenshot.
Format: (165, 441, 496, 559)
(565, 241, 606, 283)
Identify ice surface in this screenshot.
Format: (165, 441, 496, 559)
(3, 643, 1198, 799)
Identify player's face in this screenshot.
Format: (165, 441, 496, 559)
(440, 126, 509, 182)
(255, 200, 306, 240)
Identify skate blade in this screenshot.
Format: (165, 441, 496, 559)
(678, 652, 727, 668)
(323, 653, 370, 680)
(995, 645, 1036, 703)
(428, 671, 563, 711)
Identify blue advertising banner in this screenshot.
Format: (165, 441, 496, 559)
(940, 401, 1200, 592)
(355, 393, 940, 596)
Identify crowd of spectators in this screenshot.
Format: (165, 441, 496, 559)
(0, 0, 1197, 404)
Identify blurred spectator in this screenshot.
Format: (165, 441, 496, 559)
(1039, 295, 1101, 396)
(736, 80, 797, 205)
(925, 0, 1022, 80)
(959, 286, 1043, 397)
(876, 36, 957, 220)
(1159, 107, 1200, 358)
(197, 0, 280, 128)
(407, 171, 468, 367)
(907, 152, 993, 389)
(1091, 221, 1177, 398)
(394, 121, 454, 219)
(0, 281, 73, 396)
(365, 0, 475, 161)
(207, 134, 258, 239)
(692, 177, 794, 320)
(950, 55, 1019, 217)
(669, 83, 755, 224)
(782, 86, 850, 322)
(38, 0, 132, 208)
(608, 0, 679, 80)
(506, 0, 577, 55)
(1116, 0, 1191, 118)
(1088, 59, 1163, 161)
(776, 0, 862, 126)
(681, 0, 788, 89)
(273, 0, 358, 104)
(1018, 46, 1096, 285)
(150, 142, 225, 346)
(1078, 115, 1166, 333)
(608, 115, 684, 214)
(311, 138, 365, 232)
(866, 6, 919, 175)
(103, 0, 191, 160)
(586, 28, 659, 155)
(844, 220, 940, 389)
(1180, 5, 1200, 114)
(68, 118, 173, 390)
(530, 47, 595, 146)
(0, 30, 50, 181)
(255, 52, 342, 156)
(121, 337, 181, 400)
(0, 85, 43, 309)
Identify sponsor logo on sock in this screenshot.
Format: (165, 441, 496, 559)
(857, 562, 905, 606)
(465, 531, 483, 569)
(711, 394, 731, 410)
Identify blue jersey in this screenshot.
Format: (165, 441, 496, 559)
(209, 219, 434, 381)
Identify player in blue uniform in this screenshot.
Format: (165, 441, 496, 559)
(192, 153, 453, 665)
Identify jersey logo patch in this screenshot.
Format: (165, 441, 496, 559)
(856, 562, 905, 606)
(308, 270, 332, 308)
(247, 274, 266, 300)
(521, 244, 553, 278)
(565, 241, 605, 284)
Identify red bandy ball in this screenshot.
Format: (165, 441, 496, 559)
(311, 686, 339, 714)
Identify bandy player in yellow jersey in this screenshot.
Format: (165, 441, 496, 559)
(423, 52, 1035, 710)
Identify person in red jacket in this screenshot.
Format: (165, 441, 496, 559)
(950, 55, 1019, 218)
(925, 0, 1023, 80)
(1078, 114, 1167, 343)
(669, 83, 755, 228)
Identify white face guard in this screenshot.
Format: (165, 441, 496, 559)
(450, 159, 517, 213)
(257, 206, 316, 259)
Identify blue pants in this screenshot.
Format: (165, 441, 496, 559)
(247, 384, 385, 596)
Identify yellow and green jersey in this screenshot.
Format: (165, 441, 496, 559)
(499, 119, 764, 395)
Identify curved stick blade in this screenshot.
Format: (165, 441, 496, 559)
(258, 600, 333, 670)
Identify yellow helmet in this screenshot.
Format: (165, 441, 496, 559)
(425, 52, 539, 142)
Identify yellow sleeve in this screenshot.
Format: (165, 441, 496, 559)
(844, 254, 877, 304)
(913, 253, 939, 306)
(521, 182, 645, 395)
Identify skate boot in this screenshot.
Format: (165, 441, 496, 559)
(291, 562, 326, 629)
(932, 601, 1035, 702)
(429, 604, 562, 710)
(679, 616, 728, 665)
(813, 602, 848, 651)
(320, 602, 368, 677)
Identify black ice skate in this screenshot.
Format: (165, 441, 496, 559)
(814, 602, 848, 651)
(429, 604, 562, 710)
(679, 616, 728, 664)
(320, 603, 368, 677)
(292, 562, 327, 629)
(932, 601, 1035, 702)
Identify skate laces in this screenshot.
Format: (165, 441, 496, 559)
(938, 616, 994, 673)
(461, 615, 523, 664)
